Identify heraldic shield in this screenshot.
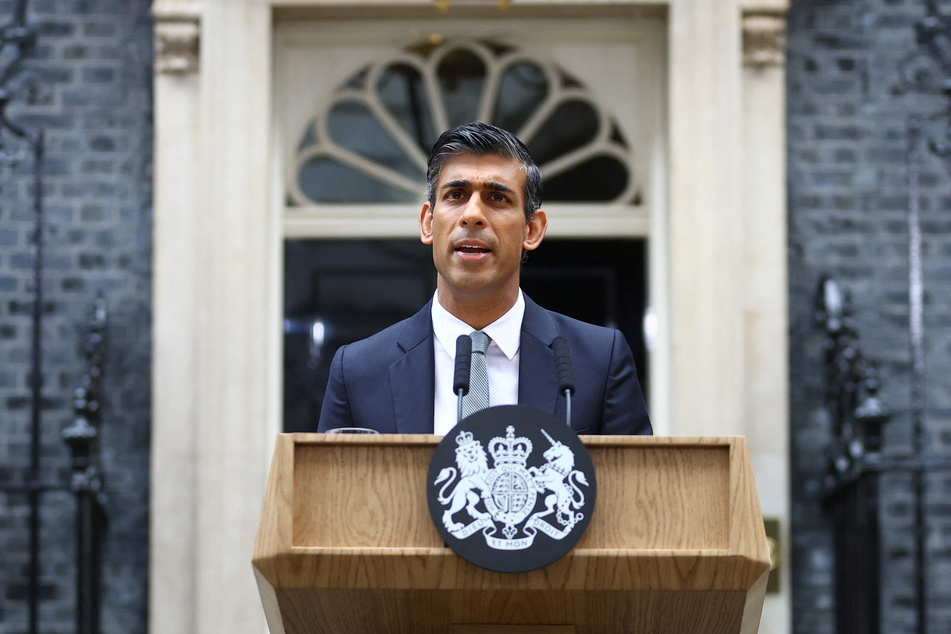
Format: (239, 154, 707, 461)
(426, 405, 597, 573)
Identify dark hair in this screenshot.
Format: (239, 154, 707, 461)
(425, 121, 543, 223)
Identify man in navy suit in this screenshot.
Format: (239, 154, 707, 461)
(317, 122, 651, 436)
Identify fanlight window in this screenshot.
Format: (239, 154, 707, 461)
(288, 40, 639, 206)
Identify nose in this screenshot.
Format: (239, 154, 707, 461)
(459, 196, 486, 226)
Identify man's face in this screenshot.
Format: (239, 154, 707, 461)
(419, 153, 546, 307)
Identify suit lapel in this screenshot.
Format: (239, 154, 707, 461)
(390, 302, 436, 434)
(518, 296, 558, 415)
(389, 295, 559, 431)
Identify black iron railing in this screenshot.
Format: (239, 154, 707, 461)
(0, 2, 108, 633)
(0, 4, 46, 634)
(62, 296, 108, 634)
(818, 6, 951, 634)
(819, 118, 951, 634)
(817, 277, 889, 634)
(822, 4, 951, 632)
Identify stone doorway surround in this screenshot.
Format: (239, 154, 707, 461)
(150, 1, 789, 633)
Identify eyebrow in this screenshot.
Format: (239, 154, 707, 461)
(441, 179, 516, 195)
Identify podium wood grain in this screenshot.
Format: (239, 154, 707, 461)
(253, 434, 770, 633)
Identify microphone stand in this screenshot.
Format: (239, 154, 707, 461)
(553, 337, 576, 427)
(454, 335, 472, 424)
(564, 389, 572, 428)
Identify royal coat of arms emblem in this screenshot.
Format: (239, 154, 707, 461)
(427, 405, 596, 573)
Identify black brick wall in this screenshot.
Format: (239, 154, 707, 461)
(0, 1, 152, 633)
(788, 0, 951, 632)
(1, 0, 949, 632)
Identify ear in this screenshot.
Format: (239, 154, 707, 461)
(522, 209, 547, 252)
(419, 201, 434, 245)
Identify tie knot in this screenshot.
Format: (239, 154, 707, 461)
(470, 331, 490, 354)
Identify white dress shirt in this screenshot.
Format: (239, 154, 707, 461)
(431, 290, 524, 435)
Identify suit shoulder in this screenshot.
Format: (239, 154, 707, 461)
(334, 309, 430, 364)
(545, 309, 618, 343)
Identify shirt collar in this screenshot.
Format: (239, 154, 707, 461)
(431, 290, 524, 361)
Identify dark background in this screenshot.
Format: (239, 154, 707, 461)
(283, 238, 647, 433)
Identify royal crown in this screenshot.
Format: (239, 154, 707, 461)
(488, 426, 532, 467)
(455, 430, 475, 446)
(454, 429, 481, 455)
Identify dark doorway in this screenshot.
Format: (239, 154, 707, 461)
(283, 238, 648, 432)
(520, 239, 648, 399)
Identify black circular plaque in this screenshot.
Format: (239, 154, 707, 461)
(426, 405, 597, 573)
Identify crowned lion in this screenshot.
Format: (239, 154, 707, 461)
(434, 431, 490, 532)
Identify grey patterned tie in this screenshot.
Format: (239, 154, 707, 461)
(461, 331, 491, 418)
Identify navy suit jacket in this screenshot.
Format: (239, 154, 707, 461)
(317, 295, 652, 435)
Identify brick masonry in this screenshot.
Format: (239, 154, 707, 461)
(788, 0, 951, 632)
(0, 1, 152, 633)
(0, 0, 949, 632)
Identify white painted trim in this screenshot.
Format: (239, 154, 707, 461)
(742, 29, 791, 633)
(281, 204, 650, 239)
(149, 3, 791, 634)
(150, 67, 201, 634)
(276, 17, 665, 211)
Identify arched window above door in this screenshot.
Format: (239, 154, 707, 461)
(287, 40, 640, 207)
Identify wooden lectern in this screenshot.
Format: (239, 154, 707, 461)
(253, 434, 770, 634)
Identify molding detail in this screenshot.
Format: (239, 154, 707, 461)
(288, 39, 639, 207)
(152, 2, 201, 75)
(742, 11, 787, 68)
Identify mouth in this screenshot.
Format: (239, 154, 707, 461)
(453, 239, 493, 261)
(456, 244, 492, 253)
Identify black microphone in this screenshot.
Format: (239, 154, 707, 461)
(454, 334, 472, 423)
(552, 336, 575, 427)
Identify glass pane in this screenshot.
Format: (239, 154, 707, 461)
(342, 66, 369, 90)
(520, 239, 648, 399)
(291, 40, 637, 207)
(437, 48, 486, 127)
(609, 121, 629, 147)
(327, 99, 424, 181)
(283, 238, 648, 431)
(297, 122, 317, 152)
(284, 240, 436, 432)
(376, 63, 438, 153)
(492, 61, 549, 133)
(526, 99, 599, 165)
(297, 156, 418, 203)
(558, 68, 583, 90)
(543, 155, 629, 202)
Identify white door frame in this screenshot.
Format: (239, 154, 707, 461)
(150, 1, 789, 632)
